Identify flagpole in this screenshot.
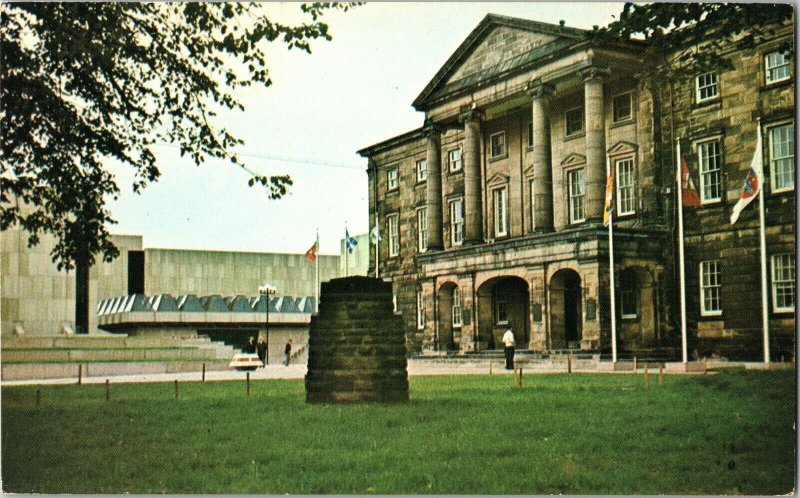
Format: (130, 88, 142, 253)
(315, 228, 320, 313)
(607, 156, 617, 364)
(676, 140, 688, 364)
(756, 123, 770, 363)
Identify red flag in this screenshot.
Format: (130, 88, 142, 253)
(679, 157, 702, 207)
(304, 241, 317, 262)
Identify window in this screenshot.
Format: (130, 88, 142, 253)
(416, 290, 425, 330)
(765, 51, 791, 84)
(416, 208, 427, 252)
(495, 290, 508, 325)
(615, 157, 635, 215)
(696, 72, 719, 102)
(493, 187, 508, 237)
(490, 132, 506, 158)
(619, 270, 637, 319)
(620, 288, 637, 318)
(387, 168, 399, 191)
(416, 159, 427, 182)
(568, 168, 585, 224)
(772, 254, 795, 312)
(565, 107, 584, 136)
(700, 260, 722, 316)
(529, 179, 536, 232)
(697, 139, 722, 203)
(449, 199, 464, 246)
(612, 92, 633, 122)
(769, 122, 794, 192)
(387, 214, 399, 257)
(527, 122, 534, 148)
(452, 287, 462, 328)
(448, 148, 462, 172)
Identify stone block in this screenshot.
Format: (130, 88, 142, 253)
(305, 276, 408, 403)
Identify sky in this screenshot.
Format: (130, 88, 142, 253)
(106, 2, 625, 256)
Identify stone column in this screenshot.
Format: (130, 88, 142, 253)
(581, 67, 609, 223)
(424, 124, 444, 251)
(461, 109, 484, 245)
(528, 81, 555, 232)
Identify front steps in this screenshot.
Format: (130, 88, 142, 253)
(1, 334, 237, 381)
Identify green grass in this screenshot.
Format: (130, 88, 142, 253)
(2, 370, 795, 494)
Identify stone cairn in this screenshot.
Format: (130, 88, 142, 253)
(305, 276, 409, 403)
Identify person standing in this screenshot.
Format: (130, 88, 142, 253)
(502, 327, 516, 370)
(245, 336, 257, 354)
(256, 337, 267, 367)
(284, 339, 292, 366)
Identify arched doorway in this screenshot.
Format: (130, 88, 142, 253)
(550, 269, 582, 350)
(437, 283, 462, 351)
(476, 276, 529, 350)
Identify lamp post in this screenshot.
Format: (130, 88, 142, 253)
(258, 284, 277, 364)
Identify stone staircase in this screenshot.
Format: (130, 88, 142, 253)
(1, 334, 237, 381)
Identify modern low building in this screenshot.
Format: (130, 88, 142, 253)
(1, 223, 368, 343)
(358, 14, 795, 360)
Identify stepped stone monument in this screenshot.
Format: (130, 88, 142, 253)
(305, 276, 409, 403)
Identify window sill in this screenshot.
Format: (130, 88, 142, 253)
(564, 132, 585, 142)
(386, 188, 399, 195)
(615, 211, 637, 219)
(770, 186, 795, 196)
(621, 315, 638, 321)
(692, 98, 721, 110)
(610, 118, 635, 129)
(761, 79, 792, 92)
(415, 180, 427, 188)
(700, 199, 722, 207)
(699, 312, 723, 319)
(488, 153, 508, 163)
(448, 168, 464, 176)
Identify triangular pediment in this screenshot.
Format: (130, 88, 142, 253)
(446, 27, 557, 84)
(561, 153, 586, 168)
(607, 141, 638, 156)
(487, 173, 510, 188)
(412, 14, 587, 110)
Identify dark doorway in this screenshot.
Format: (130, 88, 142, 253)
(564, 272, 581, 343)
(549, 269, 582, 349)
(128, 251, 145, 295)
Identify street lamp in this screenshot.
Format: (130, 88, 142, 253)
(259, 284, 277, 364)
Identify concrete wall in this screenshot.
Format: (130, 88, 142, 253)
(144, 248, 340, 299)
(1, 226, 140, 336)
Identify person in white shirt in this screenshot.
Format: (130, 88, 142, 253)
(502, 327, 516, 370)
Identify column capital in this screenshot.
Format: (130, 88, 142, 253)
(422, 120, 445, 137)
(458, 106, 484, 124)
(579, 65, 611, 82)
(526, 80, 555, 99)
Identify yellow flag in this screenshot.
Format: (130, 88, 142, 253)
(603, 172, 614, 225)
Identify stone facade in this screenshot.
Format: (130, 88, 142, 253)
(359, 14, 795, 360)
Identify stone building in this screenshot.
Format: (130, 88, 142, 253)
(358, 14, 795, 360)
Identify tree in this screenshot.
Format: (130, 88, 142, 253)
(1, 2, 356, 270)
(596, 3, 793, 86)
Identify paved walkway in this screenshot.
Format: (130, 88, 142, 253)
(0, 358, 753, 386)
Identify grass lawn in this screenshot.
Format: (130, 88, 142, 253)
(1, 369, 795, 494)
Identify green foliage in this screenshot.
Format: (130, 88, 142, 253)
(2, 370, 795, 494)
(595, 3, 793, 88)
(1, 3, 355, 269)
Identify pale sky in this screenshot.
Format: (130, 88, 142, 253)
(106, 2, 625, 255)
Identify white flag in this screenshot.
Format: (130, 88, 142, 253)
(730, 126, 764, 225)
(371, 225, 382, 242)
